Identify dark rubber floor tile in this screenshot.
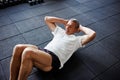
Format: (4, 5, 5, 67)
(22, 26, 52, 45)
(55, 53, 95, 80)
(78, 43, 118, 75)
(0, 35, 26, 60)
(0, 24, 20, 40)
(15, 16, 45, 33)
(98, 62, 120, 80)
(0, 63, 6, 80)
(100, 31, 120, 60)
(0, 15, 12, 27)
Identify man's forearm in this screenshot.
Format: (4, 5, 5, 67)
(80, 25, 96, 36)
(79, 25, 96, 45)
(45, 16, 68, 25)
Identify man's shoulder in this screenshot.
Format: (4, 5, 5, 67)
(52, 25, 65, 36)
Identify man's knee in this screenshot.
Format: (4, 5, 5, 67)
(22, 47, 34, 61)
(13, 44, 25, 51)
(12, 44, 25, 57)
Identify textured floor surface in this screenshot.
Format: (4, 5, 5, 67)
(0, 0, 120, 80)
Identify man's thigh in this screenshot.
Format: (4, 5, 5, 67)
(16, 44, 38, 49)
(27, 48, 52, 71)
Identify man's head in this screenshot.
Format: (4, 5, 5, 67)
(65, 18, 80, 35)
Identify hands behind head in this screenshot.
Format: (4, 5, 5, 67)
(77, 25, 82, 33)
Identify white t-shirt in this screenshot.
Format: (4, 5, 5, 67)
(44, 26, 87, 69)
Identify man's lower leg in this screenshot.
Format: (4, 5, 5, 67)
(18, 55, 33, 80)
(9, 48, 22, 80)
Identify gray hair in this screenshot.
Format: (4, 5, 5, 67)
(69, 18, 80, 29)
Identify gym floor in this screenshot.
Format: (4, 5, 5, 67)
(0, 0, 120, 80)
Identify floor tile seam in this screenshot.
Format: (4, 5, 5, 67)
(71, 6, 120, 27)
(0, 25, 45, 41)
(96, 29, 120, 42)
(0, 0, 100, 17)
(1, 13, 118, 42)
(91, 60, 120, 80)
(0, 32, 22, 41)
(0, 1, 119, 28)
(98, 30, 120, 61)
(0, 56, 11, 80)
(78, 58, 98, 78)
(0, 0, 119, 17)
(0, 55, 11, 62)
(99, 44, 120, 61)
(1, 1, 57, 16)
(76, 0, 93, 4)
(13, 1, 120, 24)
(1, 52, 118, 80)
(19, 26, 53, 45)
(69, 13, 120, 50)
(19, 25, 45, 34)
(8, 13, 18, 25)
(62, 12, 80, 20)
(7, 14, 24, 40)
(36, 39, 52, 47)
(0, 4, 43, 17)
(0, 41, 52, 61)
(62, 0, 119, 21)
(0, 38, 51, 61)
(81, 1, 120, 14)
(0, 62, 7, 80)
(61, 54, 97, 79)
(23, 4, 68, 18)
(86, 12, 120, 26)
(0, 13, 7, 17)
(0, 2, 119, 48)
(76, 0, 117, 4)
(5, 11, 119, 44)
(71, 13, 96, 26)
(0, 20, 43, 28)
(23, 12, 120, 48)
(100, 0, 120, 4)
(20, 32, 29, 44)
(76, 57, 100, 80)
(94, 0, 120, 6)
(8, 6, 68, 24)
(14, 19, 31, 44)
(0, 20, 14, 28)
(80, 29, 120, 51)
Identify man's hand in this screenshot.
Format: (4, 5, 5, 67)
(77, 26, 81, 32)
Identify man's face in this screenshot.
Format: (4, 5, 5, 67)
(65, 20, 78, 35)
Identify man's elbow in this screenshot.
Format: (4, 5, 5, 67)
(88, 31, 96, 41)
(44, 16, 50, 22)
(91, 31, 96, 40)
(44, 16, 55, 23)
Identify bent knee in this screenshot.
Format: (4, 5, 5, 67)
(14, 44, 25, 50)
(12, 44, 25, 56)
(22, 47, 34, 59)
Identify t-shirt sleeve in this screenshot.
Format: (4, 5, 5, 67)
(78, 35, 88, 47)
(52, 25, 65, 36)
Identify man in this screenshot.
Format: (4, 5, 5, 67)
(9, 16, 96, 80)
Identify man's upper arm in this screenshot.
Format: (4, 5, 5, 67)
(44, 16, 68, 32)
(79, 26, 96, 46)
(81, 32, 96, 46)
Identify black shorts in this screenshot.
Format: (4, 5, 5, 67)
(39, 48, 61, 72)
